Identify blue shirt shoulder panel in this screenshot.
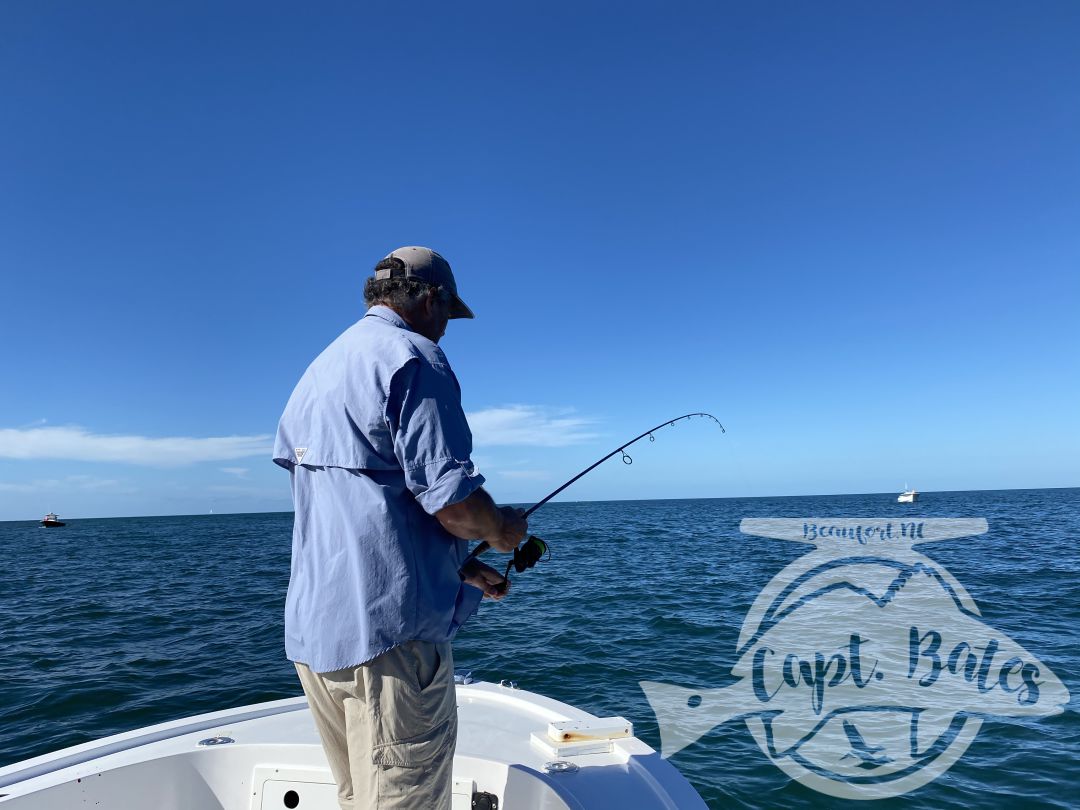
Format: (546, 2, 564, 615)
(273, 306, 462, 473)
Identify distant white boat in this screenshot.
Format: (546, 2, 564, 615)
(897, 486, 918, 503)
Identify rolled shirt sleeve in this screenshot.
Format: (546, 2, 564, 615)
(388, 356, 486, 515)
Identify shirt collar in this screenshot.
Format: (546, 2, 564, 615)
(365, 305, 411, 331)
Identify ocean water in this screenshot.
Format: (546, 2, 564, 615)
(2, 489, 1078, 808)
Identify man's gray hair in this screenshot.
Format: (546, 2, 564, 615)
(364, 258, 443, 313)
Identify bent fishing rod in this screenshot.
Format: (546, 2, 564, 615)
(464, 412, 725, 587)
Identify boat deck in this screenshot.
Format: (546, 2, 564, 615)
(0, 681, 705, 809)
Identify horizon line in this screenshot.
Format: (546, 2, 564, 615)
(3, 484, 1076, 523)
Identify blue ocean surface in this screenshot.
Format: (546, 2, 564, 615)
(2, 489, 1078, 808)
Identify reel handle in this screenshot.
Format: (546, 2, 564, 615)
(475, 535, 549, 596)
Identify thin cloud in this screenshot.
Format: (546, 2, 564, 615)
(466, 406, 598, 448)
(220, 467, 250, 478)
(497, 469, 551, 480)
(207, 484, 285, 498)
(64, 474, 124, 491)
(0, 475, 127, 493)
(0, 425, 271, 466)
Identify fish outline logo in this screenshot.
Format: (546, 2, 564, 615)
(640, 518, 1070, 800)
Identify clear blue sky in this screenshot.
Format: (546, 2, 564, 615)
(2, 2, 1078, 520)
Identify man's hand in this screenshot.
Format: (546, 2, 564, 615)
(490, 506, 527, 553)
(460, 558, 510, 599)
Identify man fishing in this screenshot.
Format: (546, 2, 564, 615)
(273, 246, 528, 810)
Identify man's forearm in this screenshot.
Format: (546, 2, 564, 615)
(435, 487, 504, 542)
(437, 488, 528, 553)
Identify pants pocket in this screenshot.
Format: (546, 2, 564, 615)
(367, 641, 456, 760)
(371, 712, 456, 768)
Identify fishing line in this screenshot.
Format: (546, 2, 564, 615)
(463, 412, 725, 590)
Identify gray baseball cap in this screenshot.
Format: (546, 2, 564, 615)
(375, 246, 475, 319)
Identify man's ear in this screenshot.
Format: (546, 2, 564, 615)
(423, 287, 439, 315)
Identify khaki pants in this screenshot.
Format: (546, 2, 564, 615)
(295, 641, 457, 810)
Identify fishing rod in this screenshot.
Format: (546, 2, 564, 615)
(464, 412, 725, 588)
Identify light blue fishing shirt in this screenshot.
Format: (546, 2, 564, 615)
(273, 305, 485, 672)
